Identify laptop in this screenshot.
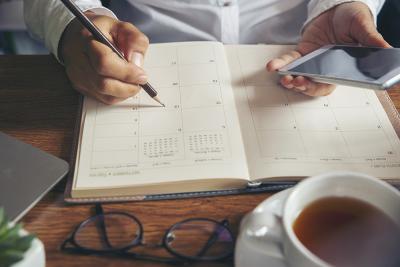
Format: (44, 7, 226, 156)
(0, 132, 69, 222)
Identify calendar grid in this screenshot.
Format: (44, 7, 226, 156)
(87, 43, 236, 170)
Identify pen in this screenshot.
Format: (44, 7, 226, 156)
(59, 0, 165, 107)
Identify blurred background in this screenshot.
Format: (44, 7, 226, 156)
(0, 0, 47, 54)
(0, 0, 399, 55)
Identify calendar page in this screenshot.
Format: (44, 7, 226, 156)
(73, 42, 249, 193)
(226, 45, 400, 180)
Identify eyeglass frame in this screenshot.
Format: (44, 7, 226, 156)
(61, 204, 235, 264)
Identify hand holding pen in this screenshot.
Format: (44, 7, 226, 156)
(58, 0, 164, 106)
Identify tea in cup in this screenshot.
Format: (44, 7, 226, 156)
(237, 171, 400, 267)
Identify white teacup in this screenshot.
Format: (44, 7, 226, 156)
(236, 171, 400, 267)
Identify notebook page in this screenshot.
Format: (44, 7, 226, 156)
(73, 42, 249, 190)
(226, 45, 400, 180)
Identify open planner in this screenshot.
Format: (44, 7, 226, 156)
(65, 42, 400, 202)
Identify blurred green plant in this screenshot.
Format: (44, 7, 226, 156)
(0, 208, 35, 267)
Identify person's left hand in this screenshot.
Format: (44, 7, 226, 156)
(267, 1, 391, 96)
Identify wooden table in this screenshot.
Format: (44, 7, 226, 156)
(1, 55, 400, 267)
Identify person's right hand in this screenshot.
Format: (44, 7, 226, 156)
(59, 12, 149, 104)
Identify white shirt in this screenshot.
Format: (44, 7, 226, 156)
(23, 0, 385, 61)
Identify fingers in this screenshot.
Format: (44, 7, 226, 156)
(280, 75, 336, 96)
(61, 15, 149, 104)
(94, 77, 141, 99)
(86, 38, 148, 85)
(266, 50, 302, 72)
(84, 88, 127, 105)
(113, 21, 150, 64)
(266, 50, 335, 97)
(85, 19, 150, 88)
(66, 50, 141, 104)
(81, 19, 149, 103)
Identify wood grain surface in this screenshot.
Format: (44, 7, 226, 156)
(1, 55, 399, 267)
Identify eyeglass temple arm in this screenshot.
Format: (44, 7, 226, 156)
(195, 219, 229, 257)
(95, 204, 113, 249)
(122, 251, 184, 265)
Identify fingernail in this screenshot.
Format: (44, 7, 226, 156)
(132, 52, 144, 67)
(295, 86, 306, 91)
(285, 83, 294, 89)
(137, 75, 147, 84)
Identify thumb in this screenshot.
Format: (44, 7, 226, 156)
(352, 15, 391, 48)
(113, 21, 149, 66)
(359, 29, 391, 48)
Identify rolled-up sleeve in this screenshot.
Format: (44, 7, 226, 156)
(23, 0, 115, 61)
(305, 0, 386, 28)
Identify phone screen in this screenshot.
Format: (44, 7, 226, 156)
(288, 46, 400, 83)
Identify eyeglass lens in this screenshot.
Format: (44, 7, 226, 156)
(74, 213, 141, 250)
(165, 219, 233, 260)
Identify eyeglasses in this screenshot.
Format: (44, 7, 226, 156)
(61, 204, 235, 264)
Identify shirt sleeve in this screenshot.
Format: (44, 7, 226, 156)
(305, 0, 386, 27)
(23, 0, 116, 61)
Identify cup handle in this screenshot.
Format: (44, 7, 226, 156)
(241, 210, 286, 263)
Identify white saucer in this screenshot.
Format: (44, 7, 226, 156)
(235, 188, 292, 267)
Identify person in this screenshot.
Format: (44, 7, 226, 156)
(24, 0, 388, 104)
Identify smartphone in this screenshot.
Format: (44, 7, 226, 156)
(278, 45, 400, 90)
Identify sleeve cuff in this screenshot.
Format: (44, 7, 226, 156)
(49, 6, 117, 62)
(303, 0, 383, 32)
